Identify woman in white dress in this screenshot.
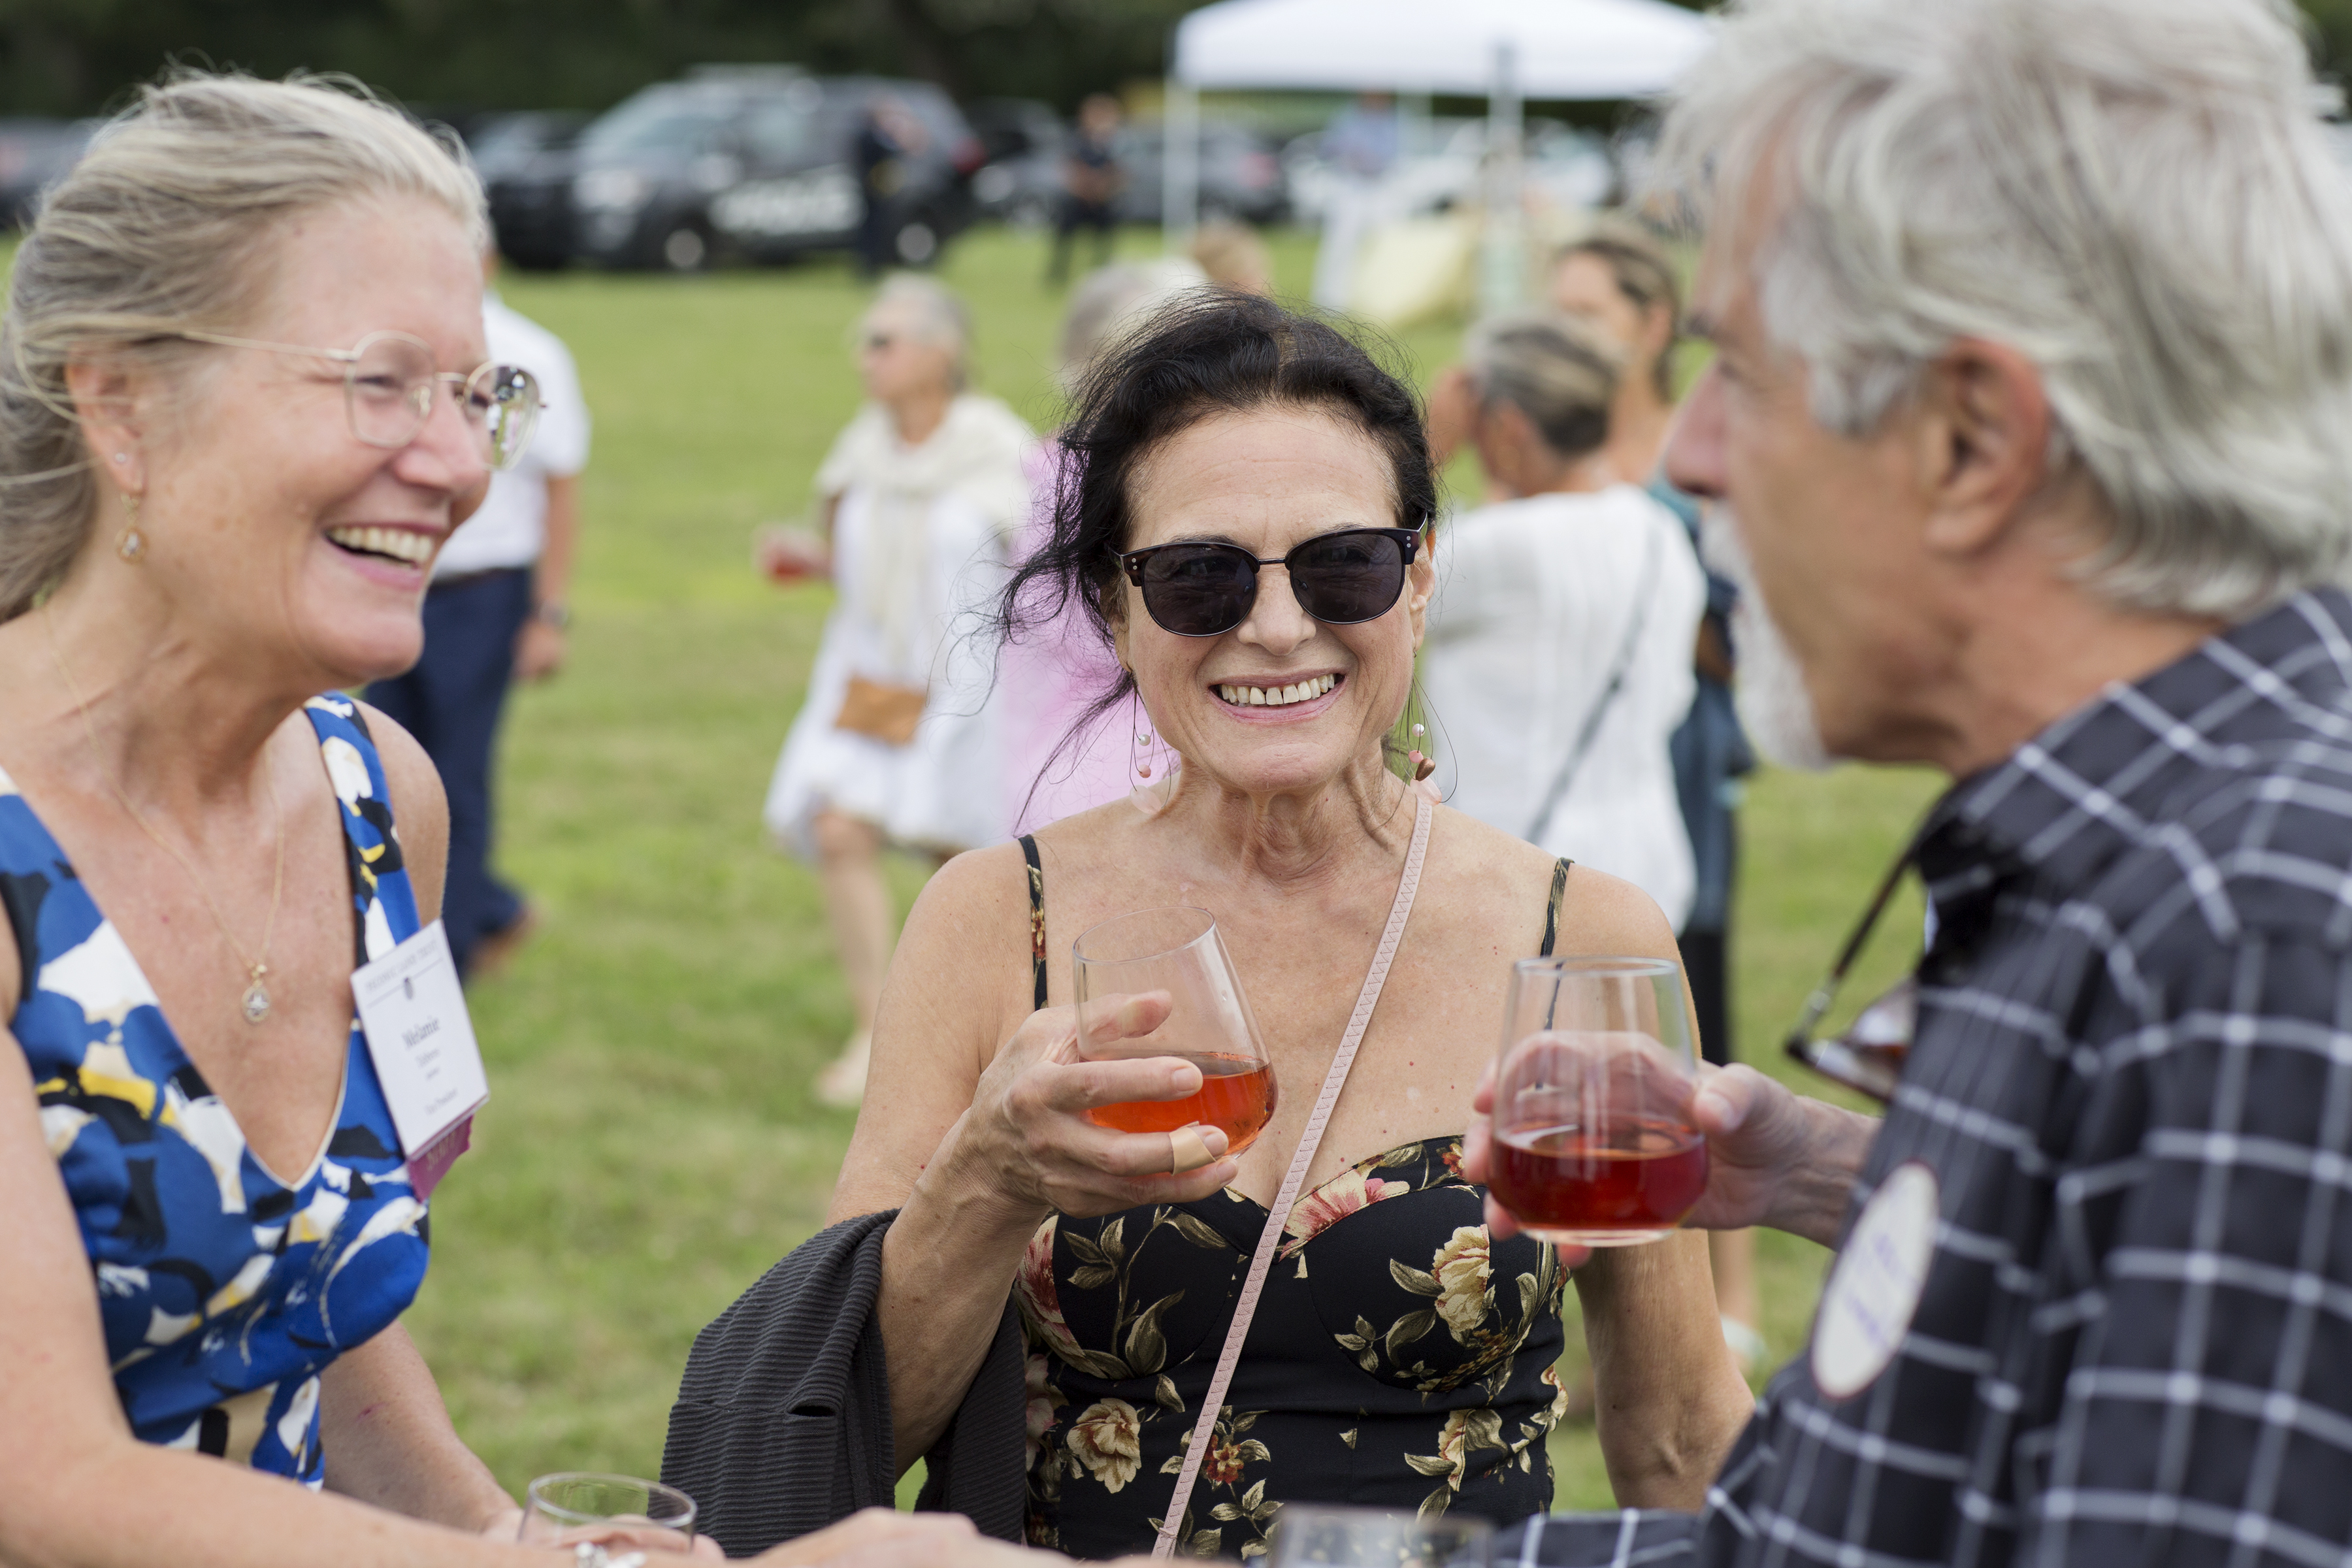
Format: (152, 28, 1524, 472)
(1420, 312, 1707, 925)
(759, 276, 1034, 1106)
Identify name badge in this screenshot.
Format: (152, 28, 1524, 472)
(351, 921, 489, 1198)
(1811, 1159, 1940, 1400)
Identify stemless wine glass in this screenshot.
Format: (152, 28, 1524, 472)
(1486, 955, 1709, 1247)
(1072, 906, 1277, 1155)
(519, 1473, 698, 1552)
(1269, 1503, 1492, 1567)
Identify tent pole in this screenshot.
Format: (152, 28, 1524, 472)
(1479, 39, 1524, 316)
(1165, 74, 1201, 252)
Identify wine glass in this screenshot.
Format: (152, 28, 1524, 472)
(519, 1473, 698, 1554)
(1486, 955, 1708, 1247)
(1269, 1503, 1492, 1566)
(1071, 906, 1277, 1156)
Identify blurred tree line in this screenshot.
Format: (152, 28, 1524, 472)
(0, 0, 1188, 118)
(0, 0, 2341, 121)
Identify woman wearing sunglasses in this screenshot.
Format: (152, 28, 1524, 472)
(796, 294, 1750, 1557)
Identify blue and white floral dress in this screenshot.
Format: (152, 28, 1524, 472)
(5, 695, 431, 1484)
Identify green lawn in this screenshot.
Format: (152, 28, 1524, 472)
(403, 225, 1949, 1522)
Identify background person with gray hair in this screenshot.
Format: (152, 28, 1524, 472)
(757, 274, 1034, 1107)
(1458, 0, 2352, 1561)
(1421, 310, 1707, 924)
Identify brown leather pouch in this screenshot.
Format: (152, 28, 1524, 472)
(834, 675, 927, 746)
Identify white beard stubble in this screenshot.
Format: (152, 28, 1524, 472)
(1699, 504, 1837, 772)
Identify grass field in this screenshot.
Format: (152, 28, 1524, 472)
(401, 224, 1948, 1521)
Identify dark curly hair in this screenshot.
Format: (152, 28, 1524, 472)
(998, 289, 1437, 794)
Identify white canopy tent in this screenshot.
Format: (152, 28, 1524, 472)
(1162, 0, 1712, 307)
(1171, 0, 1714, 99)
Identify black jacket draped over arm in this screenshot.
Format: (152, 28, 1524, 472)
(661, 1211, 1028, 1558)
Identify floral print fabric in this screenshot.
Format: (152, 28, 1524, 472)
(1016, 1136, 1570, 1560)
(5, 696, 430, 1484)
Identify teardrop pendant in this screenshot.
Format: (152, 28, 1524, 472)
(241, 976, 271, 1025)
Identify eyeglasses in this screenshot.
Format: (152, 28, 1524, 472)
(166, 329, 542, 472)
(1784, 837, 1920, 1104)
(1115, 526, 1424, 638)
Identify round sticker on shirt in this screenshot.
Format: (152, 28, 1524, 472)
(1810, 1160, 1940, 1400)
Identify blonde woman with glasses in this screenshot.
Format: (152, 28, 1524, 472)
(0, 70, 974, 1568)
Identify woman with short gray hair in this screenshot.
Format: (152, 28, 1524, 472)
(1420, 312, 1708, 926)
(758, 273, 1034, 1107)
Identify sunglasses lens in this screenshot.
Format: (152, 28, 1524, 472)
(1141, 545, 1256, 636)
(1289, 531, 1407, 623)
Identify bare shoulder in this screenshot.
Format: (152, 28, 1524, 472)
(1426, 802, 1566, 911)
(902, 837, 1033, 944)
(883, 838, 1036, 1064)
(1553, 861, 1682, 962)
(348, 699, 448, 836)
(1422, 803, 1680, 960)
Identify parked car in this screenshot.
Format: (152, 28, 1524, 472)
(0, 118, 96, 229)
(474, 112, 592, 270)
(973, 112, 1288, 231)
(1280, 116, 1616, 226)
(968, 97, 1065, 227)
(494, 65, 983, 272)
(1113, 120, 1290, 227)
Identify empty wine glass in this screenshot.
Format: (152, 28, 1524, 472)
(519, 1473, 698, 1553)
(1072, 906, 1277, 1156)
(1269, 1503, 1492, 1566)
(1486, 955, 1708, 1247)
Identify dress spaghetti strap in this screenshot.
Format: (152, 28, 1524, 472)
(1019, 834, 1047, 1011)
(1541, 858, 1573, 957)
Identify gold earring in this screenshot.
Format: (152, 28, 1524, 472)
(114, 492, 144, 564)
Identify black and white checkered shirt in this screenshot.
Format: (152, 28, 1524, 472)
(1509, 591, 2352, 1567)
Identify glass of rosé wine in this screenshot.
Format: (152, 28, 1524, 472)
(1073, 906, 1277, 1157)
(1486, 955, 1708, 1247)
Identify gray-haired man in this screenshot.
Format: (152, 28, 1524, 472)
(1464, 0, 2352, 1561)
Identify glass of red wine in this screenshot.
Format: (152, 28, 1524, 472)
(1486, 955, 1708, 1247)
(1073, 906, 1277, 1156)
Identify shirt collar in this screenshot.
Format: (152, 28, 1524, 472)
(1916, 590, 2352, 919)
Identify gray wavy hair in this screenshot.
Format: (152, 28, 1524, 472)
(866, 272, 973, 391)
(0, 71, 485, 621)
(1655, 0, 2352, 619)
(1462, 310, 1621, 463)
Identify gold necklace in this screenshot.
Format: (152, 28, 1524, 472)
(42, 605, 288, 1025)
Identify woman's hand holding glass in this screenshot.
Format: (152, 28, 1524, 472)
(946, 998, 1238, 1226)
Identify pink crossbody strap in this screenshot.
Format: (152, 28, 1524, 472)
(1151, 792, 1433, 1558)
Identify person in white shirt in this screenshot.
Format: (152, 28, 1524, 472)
(365, 248, 590, 978)
(1420, 311, 1706, 926)
(757, 276, 1034, 1108)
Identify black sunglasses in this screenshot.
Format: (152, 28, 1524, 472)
(1784, 834, 1921, 1104)
(1115, 526, 1424, 638)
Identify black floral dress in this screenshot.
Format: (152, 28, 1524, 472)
(1013, 843, 1576, 1561)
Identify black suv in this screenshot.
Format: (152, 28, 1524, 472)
(495, 66, 981, 272)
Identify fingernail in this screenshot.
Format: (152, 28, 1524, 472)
(1202, 1127, 1229, 1157)
(1171, 1064, 1201, 1094)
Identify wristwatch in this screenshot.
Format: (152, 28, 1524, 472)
(532, 601, 572, 630)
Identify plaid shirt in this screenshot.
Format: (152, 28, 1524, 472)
(1511, 591, 2352, 1568)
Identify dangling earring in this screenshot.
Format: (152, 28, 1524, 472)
(1407, 722, 1435, 782)
(1128, 696, 1175, 786)
(114, 491, 146, 564)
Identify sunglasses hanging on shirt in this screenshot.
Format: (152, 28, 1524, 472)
(1783, 835, 1925, 1105)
